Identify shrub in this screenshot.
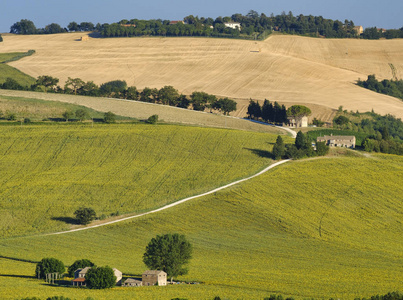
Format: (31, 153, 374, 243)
(24, 118, 32, 124)
(147, 114, 159, 124)
(103, 111, 116, 123)
(74, 207, 96, 225)
(35, 258, 65, 279)
(7, 112, 17, 121)
(85, 266, 116, 289)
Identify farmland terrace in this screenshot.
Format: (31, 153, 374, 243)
(1, 33, 403, 122)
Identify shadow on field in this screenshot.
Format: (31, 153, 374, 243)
(52, 216, 78, 225)
(0, 274, 35, 279)
(244, 148, 274, 159)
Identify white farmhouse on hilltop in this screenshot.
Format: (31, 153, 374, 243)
(224, 22, 241, 30)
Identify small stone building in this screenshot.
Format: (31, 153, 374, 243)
(317, 134, 356, 148)
(74, 267, 91, 279)
(142, 270, 167, 286)
(288, 116, 308, 128)
(123, 278, 143, 287)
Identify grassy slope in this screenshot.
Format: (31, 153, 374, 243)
(0, 123, 282, 236)
(0, 154, 402, 299)
(0, 52, 36, 86)
(0, 94, 114, 121)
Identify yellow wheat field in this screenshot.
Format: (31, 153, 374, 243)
(1, 33, 403, 121)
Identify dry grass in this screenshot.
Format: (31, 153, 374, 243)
(1, 33, 403, 121)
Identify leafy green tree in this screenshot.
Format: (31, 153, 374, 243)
(190, 91, 210, 111)
(286, 105, 311, 119)
(272, 135, 285, 159)
(333, 115, 349, 127)
(62, 110, 74, 122)
(0, 34, 3, 42)
(67, 259, 95, 277)
(35, 75, 59, 91)
(43, 23, 65, 34)
(143, 233, 193, 283)
(65, 77, 85, 95)
(74, 207, 96, 225)
(75, 109, 89, 121)
(215, 97, 237, 115)
(10, 19, 37, 34)
(85, 266, 116, 289)
(103, 111, 116, 123)
(35, 258, 65, 279)
(100, 80, 127, 97)
(158, 86, 179, 106)
(68, 22, 79, 32)
(147, 114, 159, 124)
(125, 86, 139, 100)
(177, 95, 190, 108)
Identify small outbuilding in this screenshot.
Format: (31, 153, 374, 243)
(72, 277, 86, 286)
(123, 278, 143, 287)
(142, 270, 167, 286)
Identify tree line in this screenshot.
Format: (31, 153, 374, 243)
(0, 75, 237, 115)
(11, 11, 402, 40)
(357, 75, 403, 101)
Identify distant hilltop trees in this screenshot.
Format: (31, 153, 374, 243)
(9, 11, 403, 39)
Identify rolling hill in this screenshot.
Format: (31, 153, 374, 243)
(1, 33, 403, 121)
(0, 153, 402, 299)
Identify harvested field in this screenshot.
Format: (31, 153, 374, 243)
(1, 33, 403, 121)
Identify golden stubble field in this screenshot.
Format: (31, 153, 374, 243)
(1, 32, 403, 121)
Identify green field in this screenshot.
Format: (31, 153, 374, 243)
(0, 52, 36, 87)
(0, 148, 402, 299)
(0, 94, 132, 122)
(0, 123, 282, 237)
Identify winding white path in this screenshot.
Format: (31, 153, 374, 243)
(45, 159, 291, 236)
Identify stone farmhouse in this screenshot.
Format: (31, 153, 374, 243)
(288, 115, 308, 128)
(224, 22, 241, 30)
(72, 267, 122, 287)
(354, 26, 364, 35)
(142, 270, 167, 286)
(123, 270, 167, 287)
(317, 134, 356, 148)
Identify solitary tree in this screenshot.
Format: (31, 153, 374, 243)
(67, 259, 95, 277)
(85, 266, 116, 289)
(295, 131, 306, 150)
(35, 258, 65, 279)
(74, 207, 96, 225)
(286, 105, 311, 119)
(143, 233, 193, 283)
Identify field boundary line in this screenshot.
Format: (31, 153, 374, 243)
(44, 159, 291, 236)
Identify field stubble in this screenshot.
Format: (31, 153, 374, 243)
(1, 33, 403, 121)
